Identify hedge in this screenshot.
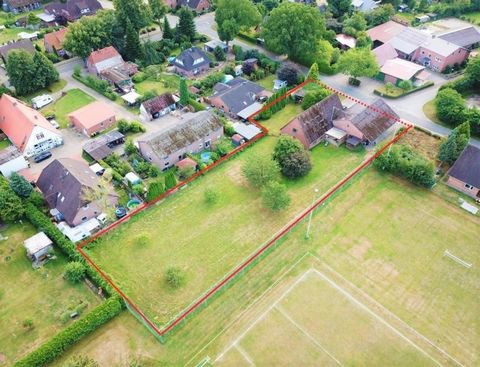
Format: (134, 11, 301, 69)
(24, 203, 113, 295)
(14, 296, 123, 367)
(373, 81, 434, 99)
(72, 73, 117, 101)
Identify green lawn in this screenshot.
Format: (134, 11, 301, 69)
(257, 102, 304, 134)
(256, 74, 276, 90)
(0, 222, 101, 364)
(21, 79, 67, 102)
(41, 88, 95, 128)
(463, 11, 480, 23)
(375, 85, 405, 97)
(423, 99, 440, 124)
(134, 73, 181, 96)
(85, 133, 365, 326)
(0, 137, 11, 150)
(0, 27, 23, 44)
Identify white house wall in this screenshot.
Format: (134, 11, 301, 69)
(0, 154, 29, 177)
(23, 126, 63, 157)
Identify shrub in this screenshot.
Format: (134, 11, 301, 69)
(242, 154, 280, 188)
(64, 262, 86, 283)
(146, 181, 165, 202)
(261, 181, 290, 211)
(65, 355, 99, 367)
(9, 172, 33, 198)
(301, 89, 331, 110)
(165, 171, 177, 189)
(73, 65, 81, 77)
(214, 46, 226, 61)
(132, 184, 144, 196)
(435, 88, 466, 127)
(214, 137, 233, 156)
(165, 267, 185, 289)
(15, 297, 123, 367)
(177, 166, 195, 180)
(189, 98, 205, 111)
(279, 150, 312, 178)
(23, 319, 35, 331)
(72, 74, 117, 101)
(132, 72, 147, 83)
(277, 65, 299, 86)
(204, 187, 219, 204)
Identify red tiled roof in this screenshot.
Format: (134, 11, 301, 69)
(367, 20, 406, 44)
(87, 46, 121, 65)
(44, 28, 68, 50)
(68, 101, 115, 129)
(0, 94, 58, 151)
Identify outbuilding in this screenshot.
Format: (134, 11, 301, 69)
(24, 232, 53, 265)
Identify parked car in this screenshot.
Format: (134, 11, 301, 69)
(31, 94, 53, 109)
(33, 151, 52, 163)
(48, 119, 60, 129)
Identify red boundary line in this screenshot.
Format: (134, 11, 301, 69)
(76, 79, 413, 338)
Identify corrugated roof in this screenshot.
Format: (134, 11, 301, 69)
(438, 26, 480, 48)
(389, 28, 431, 55)
(381, 58, 424, 81)
(420, 37, 461, 57)
(367, 20, 406, 44)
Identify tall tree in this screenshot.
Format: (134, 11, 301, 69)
(177, 7, 196, 42)
(242, 154, 279, 188)
(328, 0, 352, 18)
(9, 172, 32, 198)
(6, 50, 36, 95)
(307, 62, 320, 80)
(149, 0, 168, 27)
(124, 19, 143, 61)
(179, 78, 189, 106)
(142, 41, 162, 66)
(336, 48, 379, 84)
(439, 122, 471, 164)
(262, 181, 290, 211)
(215, 0, 261, 46)
(435, 88, 466, 126)
(33, 52, 59, 88)
(0, 187, 24, 221)
(162, 15, 174, 40)
(114, 0, 151, 31)
(262, 2, 326, 65)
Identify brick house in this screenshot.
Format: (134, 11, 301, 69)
(138, 111, 223, 170)
(412, 38, 469, 73)
(2, 0, 40, 13)
(173, 47, 211, 78)
(44, 28, 68, 56)
(165, 0, 210, 12)
(447, 145, 480, 199)
(86, 46, 124, 74)
(45, 0, 102, 23)
(68, 101, 116, 137)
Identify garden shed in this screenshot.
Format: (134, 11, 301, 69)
(125, 172, 142, 185)
(24, 232, 53, 264)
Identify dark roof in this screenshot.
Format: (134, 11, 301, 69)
(448, 145, 480, 188)
(173, 47, 211, 71)
(45, 0, 102, 21)
(211, 77, 265, 114)
(293, 94, 343, 147)
(141, 93, 176, 115)
(0, 40, 35, 61)
(177, 0, 206, 9)
(0, 146, 21, 165)
(5, 0, 37, 8)
(348, 99, 398, 142)
(83, 130, 125, 161)
(36, 158, 109, 225)
(139, 111, 223, 158)
(438, 26, 480, 48)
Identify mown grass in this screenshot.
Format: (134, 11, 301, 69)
(0, 223, 100, 364)
(41, 88, 95, 128)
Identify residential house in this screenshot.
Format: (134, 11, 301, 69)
(45, 0, 102, 24)
(0, 94, 63, 157)
(0, 39, 35, 64)
(438, 26, 480, 50)
(372, 43, 398, 67)
(138, 111, 223, 170)
(37, 158, 118, 227)
(86, 46, 137, 92)
(165, 0, 210, 12)
(2, 0, 40, 13)
(140, 93, 178, 121)
(379, 58, 429, 85)
(447, 145, 480, 199)
(332, 99, 399, 148)
(68, 101, 116, 137)
(44, 28, 68, 57)
(0, 146, 29, 177)
(173, 47, 211, 77)
(280, 94, 343, 150)
(204, 39, 228, 53)
(413, 38, 469, 72)
(389, 27, 431, 61)
(367, 20, 406, 48)
(208, 77, 270, 118)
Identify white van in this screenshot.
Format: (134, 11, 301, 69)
(31, 94, 53, 109)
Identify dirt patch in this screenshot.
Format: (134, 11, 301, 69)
(225, 161, 248, 187)
(349, 238, 372, 260)
(398, 128, 442, 163)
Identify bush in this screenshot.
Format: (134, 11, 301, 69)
(189, 98, 206, 111)
(261, 181, 290, 211)
(177, 166, 195, 180)
(146, 181, 165, 202)
(214, 137, 233, 156)
(15, 297, 123, 367)
(65, 355, 99, 367)
(277, 66, 299, 86)
(165, 267, 185, 289)
(214, 46, 226, 61)
(72, 74, 117, 101)
(301, 89, 331, 110)
(348, 77, 361, 86)
(132, 72, 147, 83)
(117, 119, 146, 134)
(23, 319, 35, 331)
(204, 187, 219, 204)
(165, 171, 177, 189)
(64, 262, 86, 283)
(9, 172, 33, 198)
(279, 150, 312, 178)
(132, 184, 144, 196)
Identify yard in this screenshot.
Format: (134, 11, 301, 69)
(134, 73, 181, 96)
(84, 135, 366, 327)
(21, 79, 67, 102)
(255, 73, 276, 91)
(41, 88, 95, 128)
(257, 102, 303, 134)
(0, 222, 101, 364)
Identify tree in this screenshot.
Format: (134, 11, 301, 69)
(179, 78, 189, 106)
(398, 80, 413, 92)
(165, 266, 184, 289)
(342, 12, 366, 36)
(177, 7, 196, 42)
(273, 135, 304, 163)
(114, 0, 151, 31)
(277, 65, 299, 86)
(262, 181, 290, 211)
(366, 4, 395, 26)
(438, 122, 471, 164)
(6, 50, 36, 95)
(9, 172, 32, 198)
(336, 48, 379, 84)
(178, 166, 195, 180)
(124, 19, 143, 61)
(149, 0, 168, 26)
(435, 88, 466, 126)
(0, 185, 24, 221)
(165, 171, 177, 189)
(301, 89, 330, 110)
(280, 150, 312, 178)
(215, 0, 261, 46)
(242, 153, 280, 188)
(328, 0, 352, 18)
(33, 52, 59, 88)
(262, 2, 326, 65)
(214, 46, 226, 61)
(64, 262, 86, 283)
(307, 62, 320, 81)
(146, 181, 165, 201)
(66, 355, 99, 367)
(142, 41, 162, 66)
(163, 15, 174, 40)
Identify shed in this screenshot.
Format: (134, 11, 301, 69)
(204, 40, 228, 53)
(175, 157, 197, 170)
(232, 122, 262, 140)
(89, 162, 105, 175)
(24, 232, 53, 263)
(273, 79, 287, 91)
(231, 133, 245, 146)
(125, 171, 141, 185)
(415, 14, 430, 23)
(121, 90, 141, 106)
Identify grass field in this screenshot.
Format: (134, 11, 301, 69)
(256, 74, 276, 90)
(0, 223, 101, 364)
(22, 79, 67, 102)
(134, 74, 181, 95)
(259, 102, 304, 134)
(85, 135, 365, 326)
(41, 88, 95, 128)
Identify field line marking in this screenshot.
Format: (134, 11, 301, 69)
(309, 254, 465, 367)
(275, 305, 343, 367)
(234, 343, 255, 366)
(311, 269, 443, 367)
(214, 269, 314, 363)
(185, 252, 311, 366)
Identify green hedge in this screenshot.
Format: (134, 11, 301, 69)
(72, 73, 117, 101)
(14, 296, 123, 367)
(373, 81, 434, 99)
(189, 98, 206, 111)
(24, 203, 113, 295)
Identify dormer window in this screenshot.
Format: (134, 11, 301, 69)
(193, 57, 204, 66)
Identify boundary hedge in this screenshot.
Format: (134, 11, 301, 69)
(374, 81, 434, 99)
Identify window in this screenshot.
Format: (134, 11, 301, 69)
(292, 128, 297, 133)
(465, 183, 474, 190)
(36, 132, 44, 140)
(205, 140, 211, 148)
(81, 216, 88, 221)
(435, 57, 441, 62)
(164, 162, 169, 166)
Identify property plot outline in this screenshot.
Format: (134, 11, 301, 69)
(76, 79, 414, 340)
